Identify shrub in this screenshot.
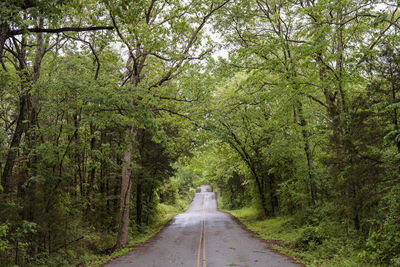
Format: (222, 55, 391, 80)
(295, 226, 327, 251)
(363, 185, 400, 265)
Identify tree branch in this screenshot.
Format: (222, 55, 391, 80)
(10, 26, 114, 36)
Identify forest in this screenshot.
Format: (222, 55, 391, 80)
(1, 0, 400, 266)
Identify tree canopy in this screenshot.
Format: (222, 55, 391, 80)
(1, 0, 400, 266)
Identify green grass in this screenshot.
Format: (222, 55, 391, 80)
(231, 208, 301, 244)
(227, 207, 380, 267)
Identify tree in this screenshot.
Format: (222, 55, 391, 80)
(0, 0, 113, 193)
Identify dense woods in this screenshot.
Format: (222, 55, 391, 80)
(1, 0, 400, 266)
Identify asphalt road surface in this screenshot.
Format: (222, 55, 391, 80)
(104, 185, 301, 267)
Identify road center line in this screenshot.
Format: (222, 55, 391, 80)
(203, 199, 207, 267)
(196, 195, 207, 267)
(196, 209, 203, 267)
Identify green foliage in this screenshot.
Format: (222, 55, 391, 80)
(295, 226, 327, 251)
(229, 207, 374, 267)
(363, 185, 400, 265)
(0, 223, 9, 253)
(1, 0, 400, 266)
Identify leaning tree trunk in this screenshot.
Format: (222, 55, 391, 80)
(2, 49, 31, 193)
(1, 18, 45, 193)
(1, 93, 29, 193)
(249, 165, 268, 217)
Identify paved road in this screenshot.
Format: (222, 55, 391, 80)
(104, 185, 301, 267)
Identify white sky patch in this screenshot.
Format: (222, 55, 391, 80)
(204, 24, 229, 60)
(213, 44, 229, 59)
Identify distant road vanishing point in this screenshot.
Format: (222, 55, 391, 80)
(104, 185, 301, 267)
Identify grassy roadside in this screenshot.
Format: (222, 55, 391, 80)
(225, 207, 378, 267)
(81, 202, 187, 267)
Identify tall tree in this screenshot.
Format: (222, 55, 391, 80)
(0, 0, 113, 193)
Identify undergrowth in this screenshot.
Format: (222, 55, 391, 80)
(228, 207, 381, 267)
(83, 202, 188, 267)
(25, 202, 188, 267)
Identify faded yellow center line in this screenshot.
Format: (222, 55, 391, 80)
(196, 195, 207, 267)
(196, 208, 203, 267)
(203, 205, 206, 267)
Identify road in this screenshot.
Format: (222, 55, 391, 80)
(104, 185, 301, 267)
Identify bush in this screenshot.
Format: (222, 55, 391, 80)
(362, 185, 400, 265)
(295, 226, 327, 251)
(0, 223, 9, 253)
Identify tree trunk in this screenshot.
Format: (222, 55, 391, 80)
(87, 124, 96, 220)
(136, 182, 142, 227)
(297, 103, 316, 205)
(115, 126, 135, 249)
(227, 136, 268, 216)
(250, 165, 268, 216)
(1, 94, 28, 193)
(0, 23, 10, 66)
(1, 25, 34, 194)
(115, 59, 141, 248)
(389, 68, 400, 174)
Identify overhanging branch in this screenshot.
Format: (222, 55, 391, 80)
(10, 26, 114, 36)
